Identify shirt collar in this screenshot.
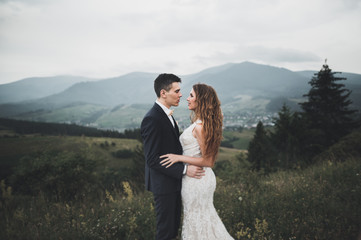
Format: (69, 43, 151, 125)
(155, 99, 173, 116)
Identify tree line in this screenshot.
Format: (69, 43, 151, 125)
(0, 117, 141, 140)
(247, 62, 360, 173)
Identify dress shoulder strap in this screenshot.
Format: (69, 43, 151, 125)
(191, 120, 202, 135)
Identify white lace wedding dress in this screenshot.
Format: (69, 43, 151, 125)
(180, 120, 234, 240)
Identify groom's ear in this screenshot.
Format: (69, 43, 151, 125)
(160, 89, 167, 98)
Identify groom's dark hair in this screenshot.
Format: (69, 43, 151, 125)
(154, 73, 181, 98)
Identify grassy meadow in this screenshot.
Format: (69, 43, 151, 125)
(0, 126, 360, 239)
(17, 104, 109, 124)
(0, 133, 140, 180)
(223, 128, 256, 149)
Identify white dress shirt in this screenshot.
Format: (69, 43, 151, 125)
(155, 100, 175, 127)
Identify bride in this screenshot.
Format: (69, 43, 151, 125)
(160, 83, 234, 240)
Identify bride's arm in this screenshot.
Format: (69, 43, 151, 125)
(161, 154, 214, 168)
(160, 124, 215, 168)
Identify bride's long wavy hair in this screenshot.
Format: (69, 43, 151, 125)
(191, 83, 223, 161)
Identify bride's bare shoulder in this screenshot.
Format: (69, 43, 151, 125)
(193, 123, 203, 137)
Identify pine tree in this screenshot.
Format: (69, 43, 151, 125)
(271, 104, 309, 168)
(300, 61, 359, 151)
(247, 121, 274, 173)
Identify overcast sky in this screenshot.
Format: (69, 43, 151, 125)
(0, 0, 360, 84)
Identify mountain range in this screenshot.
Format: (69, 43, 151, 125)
(1, 61, 360, 130)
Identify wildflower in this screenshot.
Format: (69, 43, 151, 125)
(238, 196, 243, 201)
(122, 181, 133, 201)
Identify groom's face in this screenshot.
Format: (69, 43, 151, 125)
(164, 82, 182, 108)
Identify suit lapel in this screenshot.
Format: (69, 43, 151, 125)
(153, 104, 179, 138)
(171, 115, 180, 136)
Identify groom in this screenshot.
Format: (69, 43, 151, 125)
(141, 73, 204, 240)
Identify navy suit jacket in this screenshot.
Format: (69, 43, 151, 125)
(141, 103, 184, 195)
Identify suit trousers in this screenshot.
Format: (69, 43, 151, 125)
(153, 191, 182, 240)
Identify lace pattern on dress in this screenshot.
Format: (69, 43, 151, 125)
(180, 120, 233, 240)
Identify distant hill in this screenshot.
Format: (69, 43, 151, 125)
(182, 61, 310, 103)
(0, 75, 97, 104)
(37, 72, 159, 107)
(0, 62, 360, 130)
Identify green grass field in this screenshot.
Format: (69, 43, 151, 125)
(218, 147, 244, 161)
(16, 104, 109, 123)
(223, 128, 255, 149)
(0, 128, 247, 182)
(0, 130, 141, 180)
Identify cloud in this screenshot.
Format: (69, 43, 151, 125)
(0, 0, 360, 84)
(194, 45, 322, 71)
(341, 0, 361, 9)
(243, 46, 322, 63)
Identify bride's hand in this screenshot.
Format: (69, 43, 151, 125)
(160, 154, 180, 168)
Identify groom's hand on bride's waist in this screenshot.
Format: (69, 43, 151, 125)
(186, 165, 205, 179)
